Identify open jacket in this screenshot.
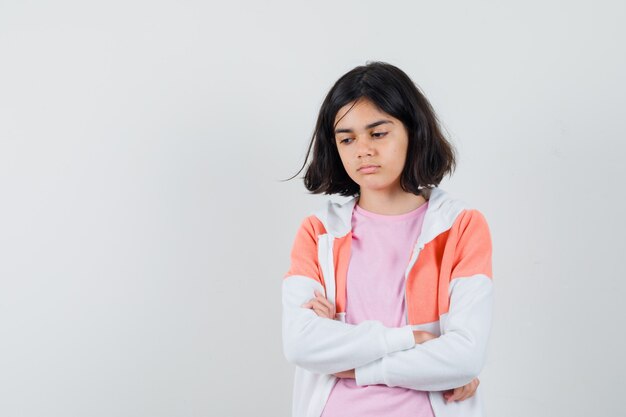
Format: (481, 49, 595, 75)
(282, 187, 494, 417)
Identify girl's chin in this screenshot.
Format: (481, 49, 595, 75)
(357, 182, 403, 194)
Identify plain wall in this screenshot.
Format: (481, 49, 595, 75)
(1, 1, 625, 416)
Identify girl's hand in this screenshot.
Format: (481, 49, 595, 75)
(301, 290, 335, 319)
(443, 378, 480, 402)
(332, 369, 355, 379)
(412, 330, 437, 344)
(413, 330, 479, 402)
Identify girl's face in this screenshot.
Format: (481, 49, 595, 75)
(333, 98, 409, 195)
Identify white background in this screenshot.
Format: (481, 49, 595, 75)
(1, 1, 625, 416)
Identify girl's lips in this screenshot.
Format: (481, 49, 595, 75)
(358, 165, 380, 174)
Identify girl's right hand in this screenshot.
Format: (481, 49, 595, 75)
(444, 378, 480, 402)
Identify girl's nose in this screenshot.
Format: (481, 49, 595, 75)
(357, 137, 374, 158)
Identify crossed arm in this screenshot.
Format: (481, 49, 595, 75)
(302, 289, 480, 403)
(282, 274, 491, 403)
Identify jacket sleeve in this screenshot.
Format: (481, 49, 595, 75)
(354, 210, 494, 391)
(282, 216, 416, 375)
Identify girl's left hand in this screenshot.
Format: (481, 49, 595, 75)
(443, 378, 480, 402)
(301, 290, 335, 319)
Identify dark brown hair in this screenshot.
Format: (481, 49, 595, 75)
(290, 61, 456, 197)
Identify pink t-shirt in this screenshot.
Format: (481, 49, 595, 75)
(320, 200, 434, 417)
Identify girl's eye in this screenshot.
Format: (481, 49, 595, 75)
(339, 138, 354, 144)
(372, 132, 388, 138)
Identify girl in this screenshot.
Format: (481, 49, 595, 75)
(282, 62, 493, 417)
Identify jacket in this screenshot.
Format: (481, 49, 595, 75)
(282, 187, 494, 417)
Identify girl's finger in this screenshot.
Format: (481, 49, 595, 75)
(310, 299, 328, 312)
(309, 300, 332, 318)
(302, 299, 324, 315)
(302, 298, 319, 308)
(445, 388, 457, 402)
(458, 385, 471, 401)
(460, 381, 477, 401)
(467, 380, 478, 398)
(468, 379, 480, 398)
(313, 306, 332, 319)
(461, 379, 478, 400)
(447, 386, 464, 402)
(314, 291, 336, 312)
(311, 298, 332, 313)
(457, 386, 468, 401)
(317, 296, 335, 311)
(314, 290, 331, 304)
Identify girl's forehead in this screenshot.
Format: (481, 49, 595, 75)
(334, 99, 393, 128)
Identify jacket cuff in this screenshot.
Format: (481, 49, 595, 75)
(383, 325, 415, 353)
(355, 358, 384, 386)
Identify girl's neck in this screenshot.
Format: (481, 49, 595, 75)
(356, 189, 427, 216)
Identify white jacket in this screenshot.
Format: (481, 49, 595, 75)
(282, 187, 494, 417)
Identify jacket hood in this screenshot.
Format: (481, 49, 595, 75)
(313, 187, 471, 247)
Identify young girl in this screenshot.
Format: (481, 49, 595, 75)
(282, 62, 493, 417)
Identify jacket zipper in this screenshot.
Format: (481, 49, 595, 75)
(326, 237, 336, 318)
(403, 243, 424, 326)
(405, 243, 438, 417)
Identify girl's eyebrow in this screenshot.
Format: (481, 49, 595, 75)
(334, 119, 393, 134)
